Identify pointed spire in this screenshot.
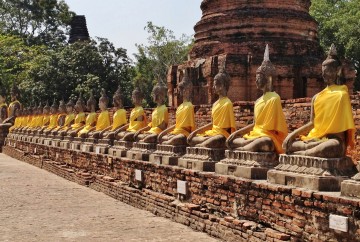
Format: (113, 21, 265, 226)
(264, 44, 270, 61)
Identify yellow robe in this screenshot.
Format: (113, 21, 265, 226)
(243, 92, 288, 154)
(111, 109, 127, 131)
(95, 110, 111, 131)
(60, 113, 75, 130)
(301, 85, 355, 148)
(42, 115, 50, 127)
(171, 101, 195, 137)
(148, 105, 168, 135)
(8, 100, 21, 116)
(9, 116, 21, 132)
(126, 106, 147, 132)
(77, 112, 97, 136)
(200, 97, 235, 138)
(54, 113, 67, 129)
(45, 114, 59, 130)
(70, 112, 86, 129)
(35, 115, 44, 127)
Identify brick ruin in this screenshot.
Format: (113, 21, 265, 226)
(167, 0, 356, 106)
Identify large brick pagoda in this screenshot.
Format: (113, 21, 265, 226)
(167, 0, 355, 106)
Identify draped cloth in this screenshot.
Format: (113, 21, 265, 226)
(45, 114, 58, 130)
(9, 117, 20, 132)
(70, 112, 86, 129)
(148, 105, 168, 135)
(111, 109, 127, 131)
(301, 85, 355, 148)
(170, 101, 195, 137)
(77, 112, 97, 136)
(42, 115, 50, 126)
(126, 106, 147, 132)
(199, 97, 235, 138)
(243, 92, 288, 154)
(95, 110, 111, 131)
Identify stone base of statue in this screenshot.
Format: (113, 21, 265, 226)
(31, 136, 41, 144)
(341, 172, 360, 198)
(215, 150, 278, 179)
(51, 135, 63, 148)
(126, 142, 157, 161)
(93, 139, 113, 155)
(71, 137, 85, 151)
(149, 144, 186, 166)
(60, 137, 74, 149)
(108, 140, 133, 157)
(80, 140, 95, 153)
(178, 147, 225, 172)
(43, 137, 53, 146)
(267, 154, 357, 191)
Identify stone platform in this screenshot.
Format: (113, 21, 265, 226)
(178, 147, 225, 172)
(216, 150, 278, 179)
(126, 142, 157, 161)
(94, 139, 113, 154)
(268, 154, 358, 191)
(108, 140, 133, 157)
(149, 144, 186, 166)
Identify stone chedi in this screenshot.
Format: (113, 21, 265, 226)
(167, 0, 355, 106)
(268, 44, 357, 191)
(69, 15, 90, 44)
(216, 45, 288, 179)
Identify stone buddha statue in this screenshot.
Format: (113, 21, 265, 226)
(63, 93, 86, 137)
(95, 86, 127, 139)
(22, 103, 36, 133)
(283, 44, 355, 158)
(226, 45, 288, 153)
(52, 99, 75, 136)
(77, 92, 99, 138)
(40, 100, 58, 135)
(28, 102, 44, 134)
(44, 100, 66, 136)
(187, 66, 235, 148)
(1, 83, 21, 127)
(8, 108, 22, 133)
(15, 107, 28, 133)
(134, 81, 168, 143)
(115, 87, 147, 142)
(0, 87, 8, 123)
(158, 69, 195, 146)
(41, 101, 51, 128)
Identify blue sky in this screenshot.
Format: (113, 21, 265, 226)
(65, 0, 202, 59)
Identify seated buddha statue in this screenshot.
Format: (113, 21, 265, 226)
(31, 102, 50, 135)
(44, 100, 66, 136)
(40, 100, 58, 135)
(22, 104, 36, 133)
(134, 81, 168, 143)
(15, 108, 28, 133)
(226, 45, 288, 153)
(94, 86, 127, 139)
(1, 83, 21, 127)
(77, 92, 99, 138)
(52, 99, 75, 136)
(187, 66, 235, 148)
(116, 87, 147, 142)
(9, 108, 22, 133)
(62, 93, 86, 137)
(283, 44, 355, 158)
(0, 88, 8, 123)
(158, 69, 195, 146)
(28, 102, 44, 134)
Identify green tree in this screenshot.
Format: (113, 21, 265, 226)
(310, 0, 360, 90)
(134, 22, 193, 106)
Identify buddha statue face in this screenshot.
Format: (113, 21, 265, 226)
(66, 104, 73, 114)
(43, 107, 50, 115)
(112, 96, 122, 109)
(99, 100, 107, 111)
(213, 77, 226, 96)
(152, 89, 165, 105)
(75, 102, 85, 112)
(132, 90, 143, 107)
(59, 103, 66, 114)
(50, 106, 57, 114)
(322, 63, 340, 86)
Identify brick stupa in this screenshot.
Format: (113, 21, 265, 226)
(69, 15, 90, 44)
(167, 0, 355, 106)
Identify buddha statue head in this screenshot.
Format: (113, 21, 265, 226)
(66, 99, 75, 114)
(322, 44, 342, 85)
(132, 87, 144, 107)
(10, 82, 20, 102)
(75, 93, 86, 113)
(178, 68, 193, 101)
(58, 100, 66, 114)
(37, 102, 43, 115)
(87, 92, 96, 112)
(112, 85, 123, 109)
(99, 88, 109, 111)
(256, 45, 276, 92)
(43, 101, 50, 115)
(50, 99, 58, 114)
(213, 63, 231, 97)
(152, 80, 167, 105)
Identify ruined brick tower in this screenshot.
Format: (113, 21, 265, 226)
(167, 0, 354, 106)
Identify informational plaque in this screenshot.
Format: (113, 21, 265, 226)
(135, 169, 142, 181)
(177, 180, 187, 195)
(329, 214, 348, 232)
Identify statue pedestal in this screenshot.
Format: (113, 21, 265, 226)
(178, 147, 225, 172)
(341, 173, 360, 198)
(215, 150, 278, 179)
(51, 135, 63, 148)
(60, 137, 74, 149)
(267, 154, 357, 191)
(71, 137, 85, 151)
(94, 139, 113, 154)
(108, 140, 133, 157)
(149, 144, 186, 166)
(126, 142, 157, 161)
(80, 138, 96, 153)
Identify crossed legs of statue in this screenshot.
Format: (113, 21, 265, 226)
(230, 137, 275, 152)
(162, 134, 187, 146)
(288, 138, 346, 158)
(189, 135, 226, 149)
(137, 133, 157, 143)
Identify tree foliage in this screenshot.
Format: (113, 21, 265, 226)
(134, 22, 193, 106)
(310, 0, 360, 89)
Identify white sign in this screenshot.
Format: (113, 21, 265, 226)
(135, 169, 142, 181)
(329, 214, 348, 232)
(177, 180, 187, 195)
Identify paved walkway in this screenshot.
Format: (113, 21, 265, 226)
(0, 154, 218, 242)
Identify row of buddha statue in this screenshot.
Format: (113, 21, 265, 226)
(7, 44, 355, 161)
